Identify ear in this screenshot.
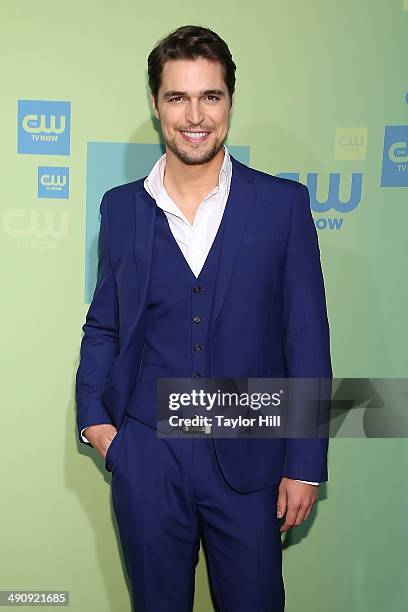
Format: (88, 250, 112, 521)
(229, 90, 235, 114)
(150, 91, 160, 119)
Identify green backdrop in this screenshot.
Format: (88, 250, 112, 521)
(1, 1, 407, 610)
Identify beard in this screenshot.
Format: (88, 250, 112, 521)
(165, 131, 226, 166)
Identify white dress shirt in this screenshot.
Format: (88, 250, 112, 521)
(81, 145, 318, 486)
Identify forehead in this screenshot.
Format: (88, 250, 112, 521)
(159, 58, 226, 92)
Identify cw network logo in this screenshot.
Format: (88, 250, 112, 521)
(276, 173, 363, 231)
(381, 126, 408, 187)
(334, 127, 367, 160)
(2, 209, 69, 250)
(38, 167, 69, 199)
(17, 100, 71, 155)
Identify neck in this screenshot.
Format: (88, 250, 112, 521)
(163, 147, 225, 199)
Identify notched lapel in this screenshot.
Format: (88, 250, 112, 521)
(118, 157, 257, 352)
(133, 186, 156, 294)
(211, 156, 258, 323)
(123, 186, 156, 351)
(102, 185, 156, 418)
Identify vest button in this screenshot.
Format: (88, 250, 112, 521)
(193, 286, 202, 294)
(193, 315, 201, 323)
(193, 344, 202, 352)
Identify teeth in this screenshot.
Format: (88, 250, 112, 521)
(182, 131, 208, 138)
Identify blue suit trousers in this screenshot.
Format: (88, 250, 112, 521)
(107, 412, 285, 611)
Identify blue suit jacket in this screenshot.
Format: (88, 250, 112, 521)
(76, 155, 332, 492)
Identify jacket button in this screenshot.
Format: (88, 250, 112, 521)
(193, 286, 202, 294)
(193, 315, 201, 323)
(193, 344, 202, 352)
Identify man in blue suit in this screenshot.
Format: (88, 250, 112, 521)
(76, 25, 332, 611)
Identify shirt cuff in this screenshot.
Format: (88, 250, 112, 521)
(295, 479, 319, 485)
(80, 428, 91, 444)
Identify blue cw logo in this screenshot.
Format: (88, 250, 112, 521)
(381, 126, 408, 187)
(18, 100, 71, 155)
(276, 172, 363, 230)
(38, 167, 69, 199)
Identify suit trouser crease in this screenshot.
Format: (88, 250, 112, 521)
(109, 413, 285, 611)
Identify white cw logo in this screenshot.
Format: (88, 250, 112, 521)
(22, 114, 66, 134)
(2, 210, 69, 238)
(337, 135, 365, 148)
(388, 141, 408, 163)
(40, 174, 67, 188)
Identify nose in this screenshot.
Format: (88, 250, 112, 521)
(185, 99, 204, 126)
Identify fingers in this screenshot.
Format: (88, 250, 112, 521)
(106, 430, 117, 445)
(292, 500, 313, 527)
(276, 487, 287, 520)
(103, 431, 117, 458)
(279, 506, 299, 533)
(279, 496, 316, 532)
(303, 504, 314, 522)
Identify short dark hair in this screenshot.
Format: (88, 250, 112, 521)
(147, 25, 236, 105)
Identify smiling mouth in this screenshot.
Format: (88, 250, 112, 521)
(179, 130, 212, 143)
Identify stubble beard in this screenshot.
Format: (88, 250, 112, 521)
(165, 131, 226, 166)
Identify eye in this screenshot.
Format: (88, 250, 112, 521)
(206, 95, 220, 101)
(169, 96, 184, 103)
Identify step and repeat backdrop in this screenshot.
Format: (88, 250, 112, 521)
(2, 1, 407, 611)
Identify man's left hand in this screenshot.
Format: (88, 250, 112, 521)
(277, 477, 318, 532)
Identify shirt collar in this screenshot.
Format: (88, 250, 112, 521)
(144, 144, 232, 204)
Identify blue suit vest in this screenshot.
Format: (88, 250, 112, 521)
(125, 203, 227, 426)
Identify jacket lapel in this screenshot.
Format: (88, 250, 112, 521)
(133, 185, 156, 310)
(211, 155, 257, 322)
(115, 184, 156, 355)
(101, 186, 156, 418)
(126, 154, 257, 346)
(104, 155, 258, 422)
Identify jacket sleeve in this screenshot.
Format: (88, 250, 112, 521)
(75, 192, 119, 445)
(281, 182, 332, 482)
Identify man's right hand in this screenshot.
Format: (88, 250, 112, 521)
(83, 424, 118, 460)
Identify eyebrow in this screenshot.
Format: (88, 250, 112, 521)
(162, 89, 225, 99)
